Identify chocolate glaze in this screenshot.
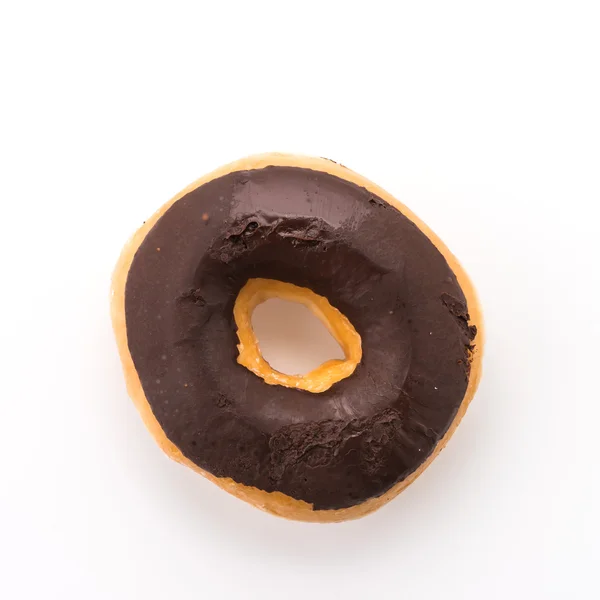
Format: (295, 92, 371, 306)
(125, 166, 476, 510)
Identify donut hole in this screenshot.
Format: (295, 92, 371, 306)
(251, 298, 344, 376)
(233, 278, 362, 393)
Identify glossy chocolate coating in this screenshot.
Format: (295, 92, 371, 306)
(125, 167, 476, 510)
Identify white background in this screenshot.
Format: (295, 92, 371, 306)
(1, 2, 598, 599)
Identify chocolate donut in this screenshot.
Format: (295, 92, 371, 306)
(111, 154, 483, 522)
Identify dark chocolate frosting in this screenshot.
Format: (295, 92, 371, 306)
(125, 166, 476, 510)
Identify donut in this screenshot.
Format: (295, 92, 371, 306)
(111, 153, 483, 522)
